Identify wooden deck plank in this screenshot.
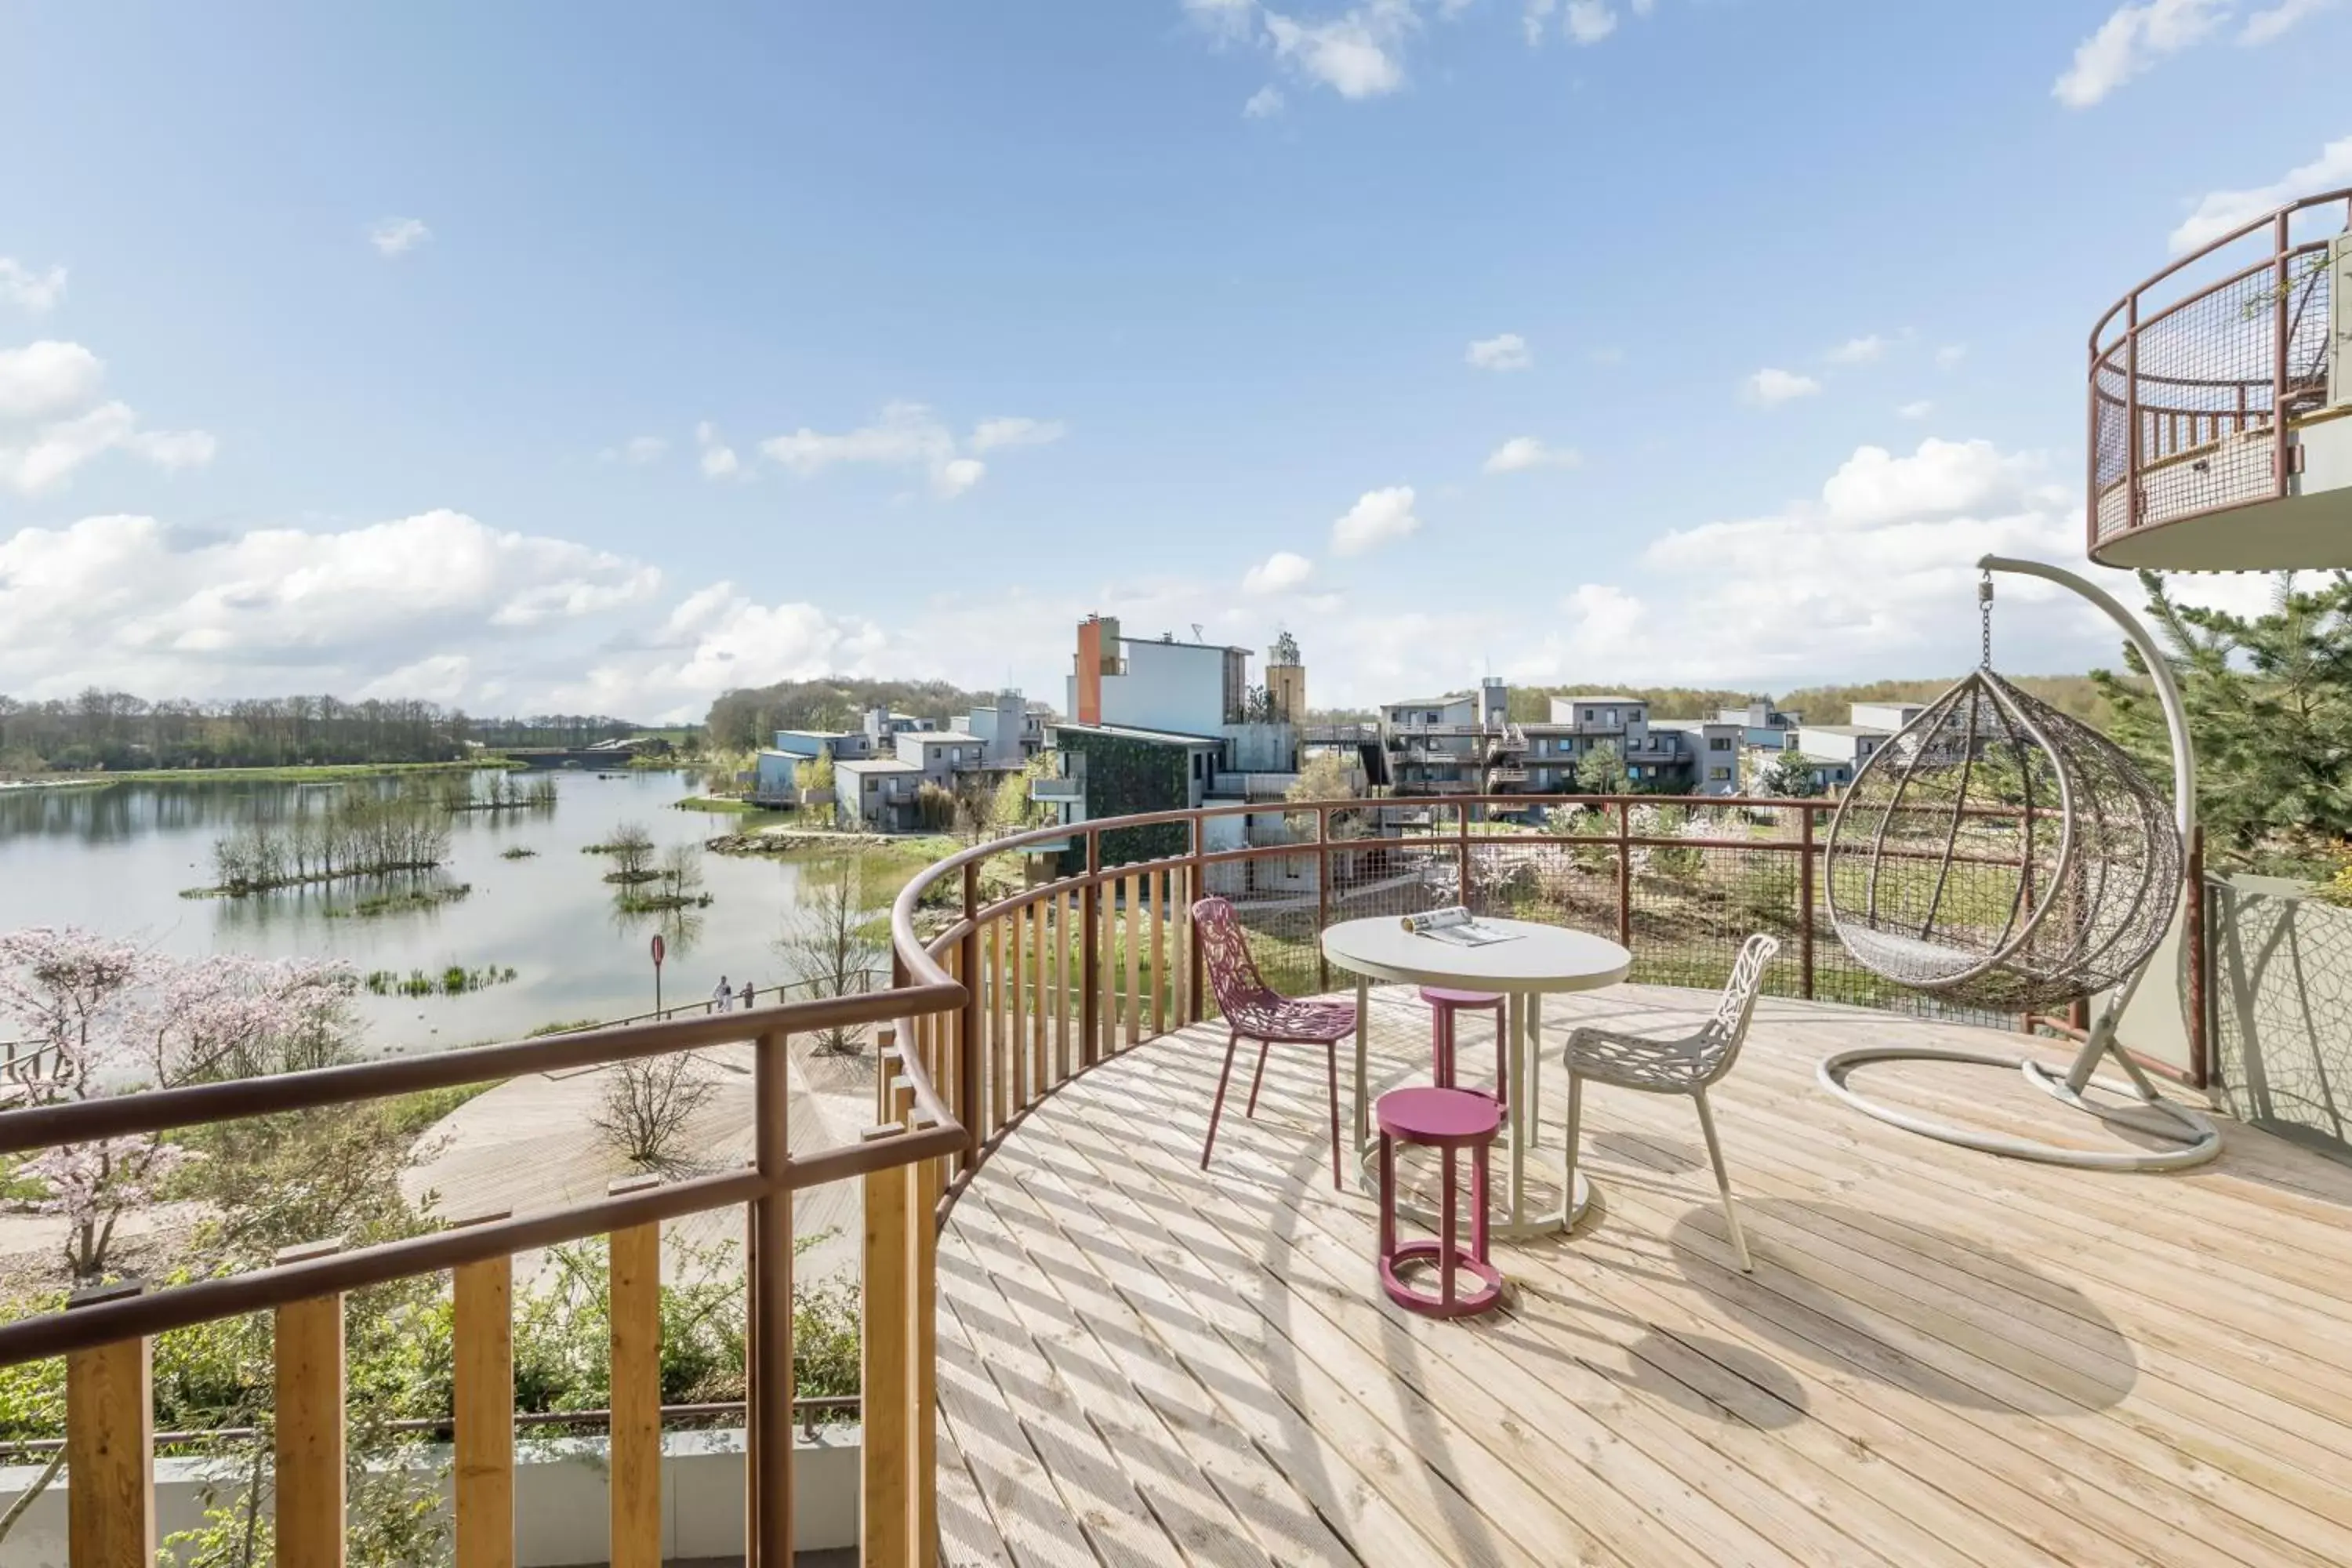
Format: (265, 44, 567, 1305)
(1082, 1066, 2039, 1568)
(1047, 1077, 1958, 1568)
(935, 984, 2352, 1568)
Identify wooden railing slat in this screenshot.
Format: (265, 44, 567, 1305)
(1125, 872, 1142, 1049)
(608, 1210, 662, 1568)
(860, 1112, 913, 1565)
(1150, 867, 1167, 1038)
(453, 1250, 514, 1568)
(275, 1240, 347, 1568)
(64, 1285, 151, 1568)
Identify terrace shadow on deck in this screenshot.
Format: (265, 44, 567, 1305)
(931, 984, 2352, 1568)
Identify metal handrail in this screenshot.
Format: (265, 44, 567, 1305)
(2086, 187, 2351, 554)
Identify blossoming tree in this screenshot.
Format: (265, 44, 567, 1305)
(0, 927, 354, 1283)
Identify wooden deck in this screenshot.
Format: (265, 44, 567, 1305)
(932, 985, 2352, 1568)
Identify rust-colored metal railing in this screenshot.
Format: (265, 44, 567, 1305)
(2087, 188, 2351, 557)
(0, 792, 2215, 1566)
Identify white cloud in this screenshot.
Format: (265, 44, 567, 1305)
(120, 426, 217, 471)
(1564, 0, 1617, 42)
(1483, 436, 1582, 474)
(368, 217, 432, 258)
(935, 457, 987, 499)
(2241, 0, 2338, 42)
(1263, 2, 1414, 98)
(2168, 134, 2352, 253)
(751, 401, 1058, 499)
(0, 341, 104, 421)
(1896, 400, 1934, 420)
(358, 654, 474, 705)
(1934, 343, 1967, 369)
(554, 584, 888, 721)
(1742, 368, 1821, 408)
(1330, 485, 1421, 555)
(2053, 0, 2230, 107)
(1185, 0, 1260, 40)
(0, 510, 662, 702)
(967, 416, 1068, 452)
(1595, 436, 2114, 681)
(1243, 85, 1287, 117)
(0, 260, 66, 314)
(0, 341, 215, 495)
(1629, 0, 1653, 12)
(601, 435, 669, 465)
(1243, 550, 1316, 595)
(1522, 0, 1556, 44)
(1465, 332, 1532, 371)
(695, 422, 740, 480)
(1825, 334, 1889, 365)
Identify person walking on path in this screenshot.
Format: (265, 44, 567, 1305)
(713, 975, 733, 1013)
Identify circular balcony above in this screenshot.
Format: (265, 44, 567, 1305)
(2088, 190, 2352, 571)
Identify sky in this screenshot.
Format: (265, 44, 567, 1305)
(2, 0, 2349, 721)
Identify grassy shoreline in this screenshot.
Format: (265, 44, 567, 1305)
(0, 759, 511, 789)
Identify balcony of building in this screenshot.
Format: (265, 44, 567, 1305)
(4, 797, 2350, 1566)
(2089, 189, 2352, 569)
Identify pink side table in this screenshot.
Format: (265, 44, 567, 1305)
(1420, 986, 1508, 1112)
(1375, 1087, 1504, 1319)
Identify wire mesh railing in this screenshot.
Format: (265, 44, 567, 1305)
(2089, 188, 2350, 551)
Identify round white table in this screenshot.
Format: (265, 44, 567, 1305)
(1320, 915, 1632, 1238)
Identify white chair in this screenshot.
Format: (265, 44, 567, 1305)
(1561, 934, 1779, 1272)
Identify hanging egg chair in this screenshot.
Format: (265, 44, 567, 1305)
(1824, 668, 2182, 1014)
(1815, 557, 2218, 1174)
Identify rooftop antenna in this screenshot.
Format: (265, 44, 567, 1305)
(1191, 622, 1204, 643)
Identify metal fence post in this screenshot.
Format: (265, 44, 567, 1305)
(1455, 803, 1471, 908)
(1798, 804, 1817, 1000)
(1615, 797, 1633, 949)
(1316, 804, 1332, 991)
(1188, 815, 1207, 1024)
(2186, 826, 2209, 1090)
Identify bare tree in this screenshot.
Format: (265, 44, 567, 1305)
(599, 822, 658, 884)
(657, 841, 706, 905)
(592, 1054, 717, 1171)
(775, 858, 889, 1054)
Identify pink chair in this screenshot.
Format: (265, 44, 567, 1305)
(1421, 987, 1508, 1110)
(1193, 897, 1359, 1188)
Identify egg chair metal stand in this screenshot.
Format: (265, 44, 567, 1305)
(1815, 554, 2221, 1171)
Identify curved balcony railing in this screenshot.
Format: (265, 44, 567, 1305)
(2088, 188, 2350, 561)
(0, 793, 2213, 1565)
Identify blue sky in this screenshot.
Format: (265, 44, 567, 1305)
(2, 0, 2347, 719)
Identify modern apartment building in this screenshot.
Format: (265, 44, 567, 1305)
(1036, 622, 1308, 865)
(1791, 720, 1895, 790)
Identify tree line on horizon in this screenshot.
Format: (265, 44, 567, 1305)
(0, 690, 645, 775)
(703, 676, 997, 753)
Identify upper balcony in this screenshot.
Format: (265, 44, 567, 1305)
(2089, 189, 2352, 569)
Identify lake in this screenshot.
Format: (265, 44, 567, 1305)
(0, 769, 888, 1052)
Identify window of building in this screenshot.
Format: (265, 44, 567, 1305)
(1709, 767, 1731, 781)
(1708, 736, 1732, 751)
(1583, 709, 1595, 722)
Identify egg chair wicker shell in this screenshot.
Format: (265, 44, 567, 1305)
(1824, 669, 2182, 1014)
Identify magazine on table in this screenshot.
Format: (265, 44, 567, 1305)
(1400, 906, 1522, 948)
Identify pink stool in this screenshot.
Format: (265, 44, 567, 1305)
(1376, 1087, 1504, 1319)
(1421, 986, 1508, 1112)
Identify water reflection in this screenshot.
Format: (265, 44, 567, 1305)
(0, 769, 825, 1049)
